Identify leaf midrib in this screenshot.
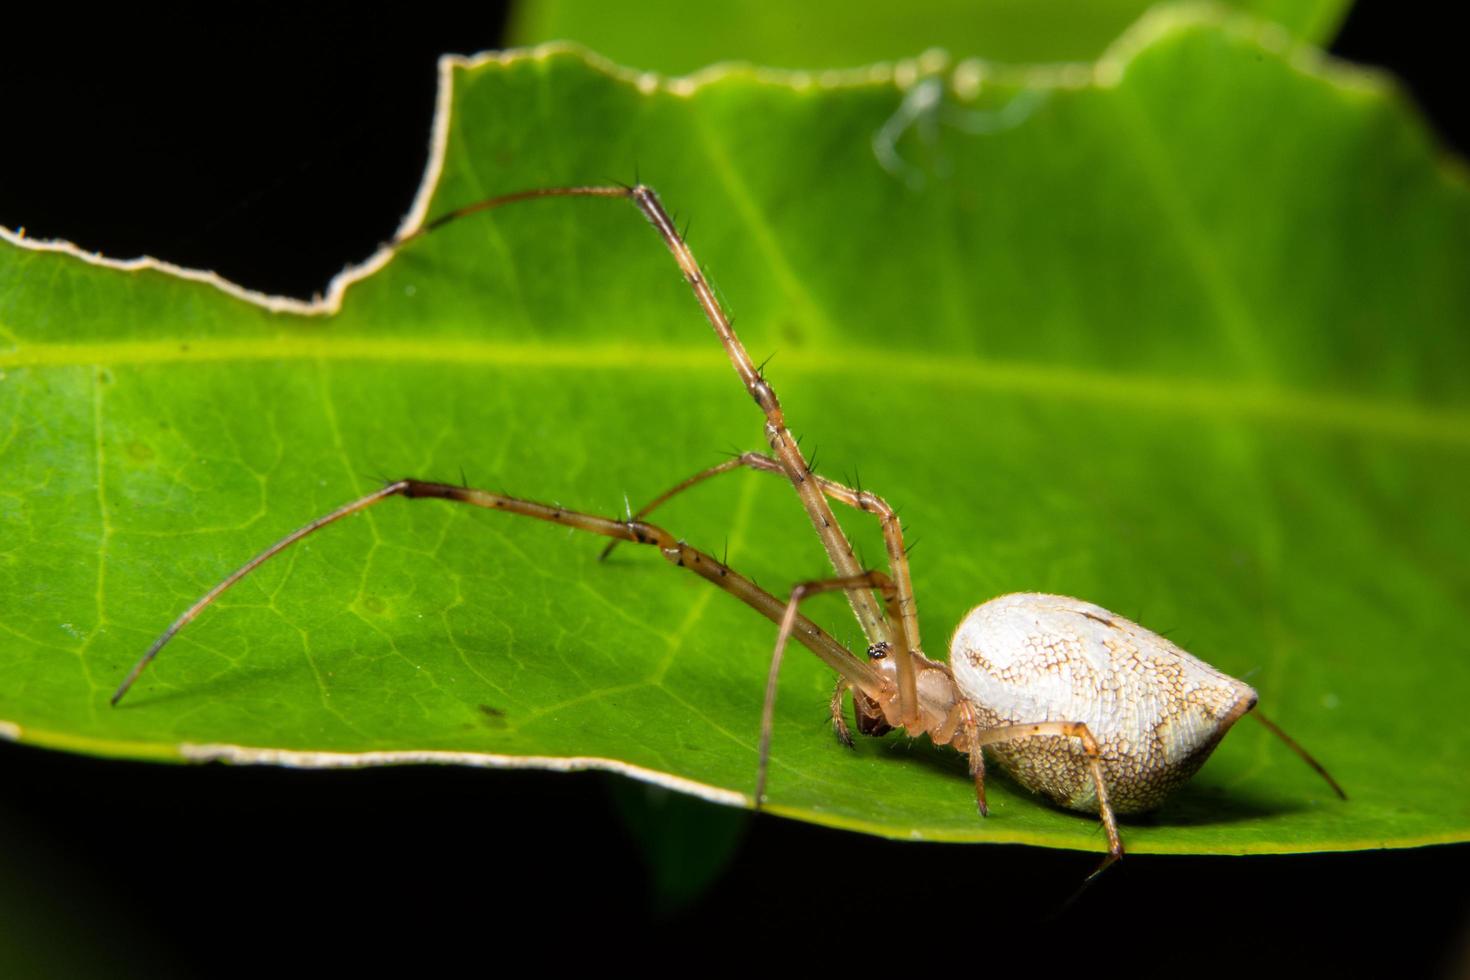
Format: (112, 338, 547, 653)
(5, 337, 1467, 446)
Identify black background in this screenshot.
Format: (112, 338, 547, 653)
(2, 5, 1466, 976)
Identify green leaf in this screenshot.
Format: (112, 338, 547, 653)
(509, 0, 1352, 71)
(1, 5, 1466, 856)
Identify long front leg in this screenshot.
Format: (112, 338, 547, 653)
(399, 186, 918, 724)
(630, 188, 892, 652)
(111, 479, 885, 707)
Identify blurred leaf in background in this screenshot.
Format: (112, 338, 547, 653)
(509, 0, 1351, 69)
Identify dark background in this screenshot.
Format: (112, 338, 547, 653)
(2, 5, 1466, 976)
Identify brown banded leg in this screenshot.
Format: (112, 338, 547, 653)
(933, 701, 990, 817)
(756, 571, 901, 807)
(601, 451, 922, 659)
(967, 732, 990, 818)
(112, 479, 886, 708)
(969, 720, 1124, 876)
(397, 186, 920, 726)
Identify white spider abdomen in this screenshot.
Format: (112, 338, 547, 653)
(949, 593, 1257, 814)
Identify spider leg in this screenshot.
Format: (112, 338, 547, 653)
(756, 571, 901, 806)
(399, 185, 920, 725)
(601, 451, 922, 657)
(112, 479, 885, 707)
(932, 701, 989, 817)
(968, 720, 1125, 876)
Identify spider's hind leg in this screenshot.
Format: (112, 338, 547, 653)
(969, 720, 1125, 874)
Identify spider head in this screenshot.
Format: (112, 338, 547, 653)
(853, 643, 895, 736)
(862, 641, 964, 741)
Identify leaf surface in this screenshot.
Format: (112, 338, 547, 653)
(2, 6, 1467, 855)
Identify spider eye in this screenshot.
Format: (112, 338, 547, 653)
(866, 642, 890, 661)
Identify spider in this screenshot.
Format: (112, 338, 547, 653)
(112, 184, 1345, 874)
